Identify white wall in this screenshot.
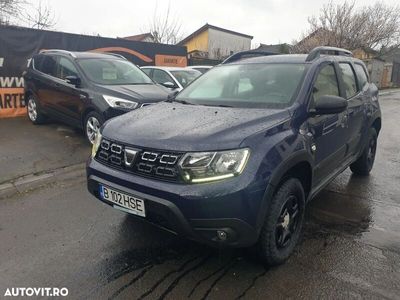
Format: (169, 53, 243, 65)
(208, 28, 252, 59)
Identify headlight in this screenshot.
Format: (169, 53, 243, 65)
(179, 148, 250, 183)
(103, 95, 138, 109)
(91, 132, 102, 158)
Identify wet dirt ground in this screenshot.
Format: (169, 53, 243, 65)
(0, 117, 89, 183)
(0, 93, 399, 299)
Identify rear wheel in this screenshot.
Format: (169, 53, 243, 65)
(84, 111, 104, 144)
(257, 178, 305, 266)
(27, 95, 46, 124)
(350, 128, 377, 176)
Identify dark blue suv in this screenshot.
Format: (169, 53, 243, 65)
(86, 47, 381, 265)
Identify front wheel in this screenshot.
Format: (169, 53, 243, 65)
(257, 178, 305, 266)
(350, 127, 377, 176)
(84, 111, 104, 144)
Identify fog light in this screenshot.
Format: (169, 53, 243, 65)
(217, 230, 228, 241)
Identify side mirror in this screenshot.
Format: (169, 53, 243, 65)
(167, 90, 180, 100)
(311, 95, 348, 115)
(162, 81, 176, 89)
(65, 75, 81, 87)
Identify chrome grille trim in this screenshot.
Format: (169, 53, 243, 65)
(101, 140, 110, 150)
(111, 144, 122, 154)
(142, 152, 158, 162)
(159, 154, 178, 165)
(95, 139, 183, 182)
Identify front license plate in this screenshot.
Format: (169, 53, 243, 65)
(99, 185, 146, 217)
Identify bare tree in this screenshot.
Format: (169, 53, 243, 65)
(146, 2, 183, 44)
(293, 1, 400, 54)
(24, 0, 56, 29)
(0, 0, 25, 24)
(0, 0, 56, 29)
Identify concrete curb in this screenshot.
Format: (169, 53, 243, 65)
(379, 89, 400, 96)
(0, 163, 86, 199)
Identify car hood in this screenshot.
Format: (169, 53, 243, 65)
(95, 83, 170, 103)
(102, 102, 291, 151)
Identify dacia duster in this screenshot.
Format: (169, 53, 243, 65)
(87, 47, 381, 265)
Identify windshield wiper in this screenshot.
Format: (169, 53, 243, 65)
(201, 103, 233, 108)
(166, 99, 195, 105)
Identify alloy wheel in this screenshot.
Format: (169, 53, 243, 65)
(86, 116, 100, 144)
(27, 98, 37, 121)
(275, 195, 300, 249)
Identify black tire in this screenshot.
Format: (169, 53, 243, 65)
(257, 178, 305, 266)
(84, 111, 104, 144)
(350, 128, 377, 176)
(26, 95, 46, 124)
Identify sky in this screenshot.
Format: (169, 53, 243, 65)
(24, 0, 400, 46)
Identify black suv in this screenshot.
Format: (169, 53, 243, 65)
(23, 50, 171, 143)
(87, 47, 381, 265)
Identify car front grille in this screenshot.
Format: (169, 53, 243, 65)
(96, 139, 184, 182)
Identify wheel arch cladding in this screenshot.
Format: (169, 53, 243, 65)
(255, 151, 313, 234)
(280, 161, 312, 201)
(372, 118, 381, 135)
(82, 107, 96, 128)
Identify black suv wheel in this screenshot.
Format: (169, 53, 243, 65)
(27, 95, 46, 124)
(257, 178, 305, 265)
(350, 127, 377, 176)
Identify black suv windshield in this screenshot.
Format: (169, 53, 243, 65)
(176, 63, 306, 108)
(77, 58, 153, 85)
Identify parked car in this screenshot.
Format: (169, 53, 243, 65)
(87, 47, 381, 265)
(23, 50, 171, 144)
(141, 66, 201, 91)
(187, 65, 213, 74)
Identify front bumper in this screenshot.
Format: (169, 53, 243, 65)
(86, 158, 266, 247)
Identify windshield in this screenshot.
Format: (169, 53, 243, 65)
(176, 63, 306, 108)
(77, 58, 153, 85)
(170, 70, 201, 87)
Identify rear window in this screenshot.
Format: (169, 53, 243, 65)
(32, 55, 45, 70)
(35, 55, 57, 76)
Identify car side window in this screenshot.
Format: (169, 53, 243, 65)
(56, 57, 78, 80)
(152, 69, 174, 85)
(142, 69, 152, 76)
(32, 55, 45, 71)
(354, 63, 369, 90)
(339, 63, 358, 98)
(40, 56, 57, 76)
(313, 64, 340, 103)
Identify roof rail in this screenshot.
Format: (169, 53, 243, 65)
(39, 49, 77, 58)
(222, 50, 276, 64)
(306, 46, 353, 62)
(102, 52, 127, 60)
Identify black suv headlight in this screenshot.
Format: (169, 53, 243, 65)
(179, 148, 250, 183)
(103, 95, 138, 109)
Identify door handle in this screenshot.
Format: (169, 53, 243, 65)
(340, 113, 348, 128)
